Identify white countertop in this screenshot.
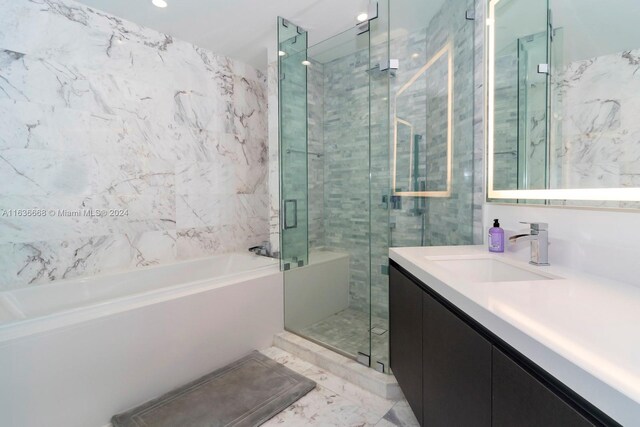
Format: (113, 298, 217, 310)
(390, 245, 640, 426)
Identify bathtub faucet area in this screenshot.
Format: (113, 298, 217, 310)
(249, 241, 278, 258)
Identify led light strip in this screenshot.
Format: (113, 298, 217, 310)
(392, 42, 454, 198)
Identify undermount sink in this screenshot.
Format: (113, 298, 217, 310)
(429, 257, 557, 283)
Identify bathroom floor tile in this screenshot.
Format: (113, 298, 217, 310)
(261, 384, 380, 426)
(259, 346, 315, 375)
(375, 418, 399, 427)
(303, 367, 395, 418)
(381, 400, 420, 427)
(260, 346, 416, 427)
(298, 307, 390, 370)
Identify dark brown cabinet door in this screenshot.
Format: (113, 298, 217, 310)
(492, 347, 595, 427)
(389, 266, 423, 425)
(423, 292, 492, 427)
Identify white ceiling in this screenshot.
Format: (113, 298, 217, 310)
(76, 0, 371, 70)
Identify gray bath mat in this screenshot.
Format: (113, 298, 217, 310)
(111, 351, 316, 427)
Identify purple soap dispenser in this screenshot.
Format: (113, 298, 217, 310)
(488, 219, 504, 253)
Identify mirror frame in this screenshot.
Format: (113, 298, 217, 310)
(393, 42, 453, 198)
(486, 0, 640, 203)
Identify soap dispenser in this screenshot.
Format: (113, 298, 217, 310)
(488, 219, 504, 253)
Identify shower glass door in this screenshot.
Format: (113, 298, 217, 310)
(278, 18, 309, 270)
(279, 20, 377, 367)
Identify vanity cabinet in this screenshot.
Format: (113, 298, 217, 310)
(492, 348, 593, 427)
(389, 266, 423, 425)
(389, 263, 611, 427)
(423, 291, 492, 426)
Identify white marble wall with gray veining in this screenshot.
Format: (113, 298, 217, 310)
(0, 0, 268, 289)
(551, 48, 640, 191)
(267, 59, 281, 253)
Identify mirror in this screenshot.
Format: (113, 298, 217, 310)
(393, 43, 452, 198)
(488, 0, 640, 207)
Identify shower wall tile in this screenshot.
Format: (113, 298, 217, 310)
(322, 48, 373, 315)
(0, 0, 268, 289)
(390, 0, 478, 252)
(472, 0, 486, 244)
(307, 59, 326, 250)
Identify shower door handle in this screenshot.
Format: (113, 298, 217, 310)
(283, 199, 298, 230)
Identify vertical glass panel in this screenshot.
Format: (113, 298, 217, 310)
(282, 23, 374, 366)
(389, 0, 476, 248)
(369, 0, 392, 372)
(278, 17, 309, 270)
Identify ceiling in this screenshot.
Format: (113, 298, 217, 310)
(76, 0, 371, 70)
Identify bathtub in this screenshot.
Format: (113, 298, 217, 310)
(0, 253, 283, 427)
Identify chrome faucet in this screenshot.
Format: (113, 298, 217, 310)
(508, 222, 550, 266)
(249, 241, 277, 258)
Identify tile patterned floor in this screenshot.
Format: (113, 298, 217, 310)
(260, 347, 419, 426)
(298, 308, 390, 371)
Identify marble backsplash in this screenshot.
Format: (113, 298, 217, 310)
(0, 0, 268, 289)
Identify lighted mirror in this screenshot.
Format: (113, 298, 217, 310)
(487, 0, 640, 207)
(393, 43, 452, 198)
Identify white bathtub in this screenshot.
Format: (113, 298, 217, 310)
(0, 253, 283, 427)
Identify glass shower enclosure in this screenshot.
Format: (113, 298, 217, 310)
(278, 12, 390, 370)
(277, 0, 478, 373)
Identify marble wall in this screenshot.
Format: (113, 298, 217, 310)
(0, 0, 268, 289)
(268, 58, 281, 253)
(551, 48, 640, 191)
(321, 48, 373, 314)
(307, 59, 326, 250)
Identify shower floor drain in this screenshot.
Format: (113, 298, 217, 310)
(370, 327, 387, 335)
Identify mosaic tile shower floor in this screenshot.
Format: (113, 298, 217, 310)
(299, 307, 390, 371)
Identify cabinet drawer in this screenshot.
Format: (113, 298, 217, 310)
(492, 347, 594, 427)
(389, 266, 424, 425)
(423, 291, 492, 427)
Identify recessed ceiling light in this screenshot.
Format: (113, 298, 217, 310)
(357, 13, 368, 22)
(152, 0, 168, 8)
(278, 51, 286, 57)
(301, 60, 311, 66)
